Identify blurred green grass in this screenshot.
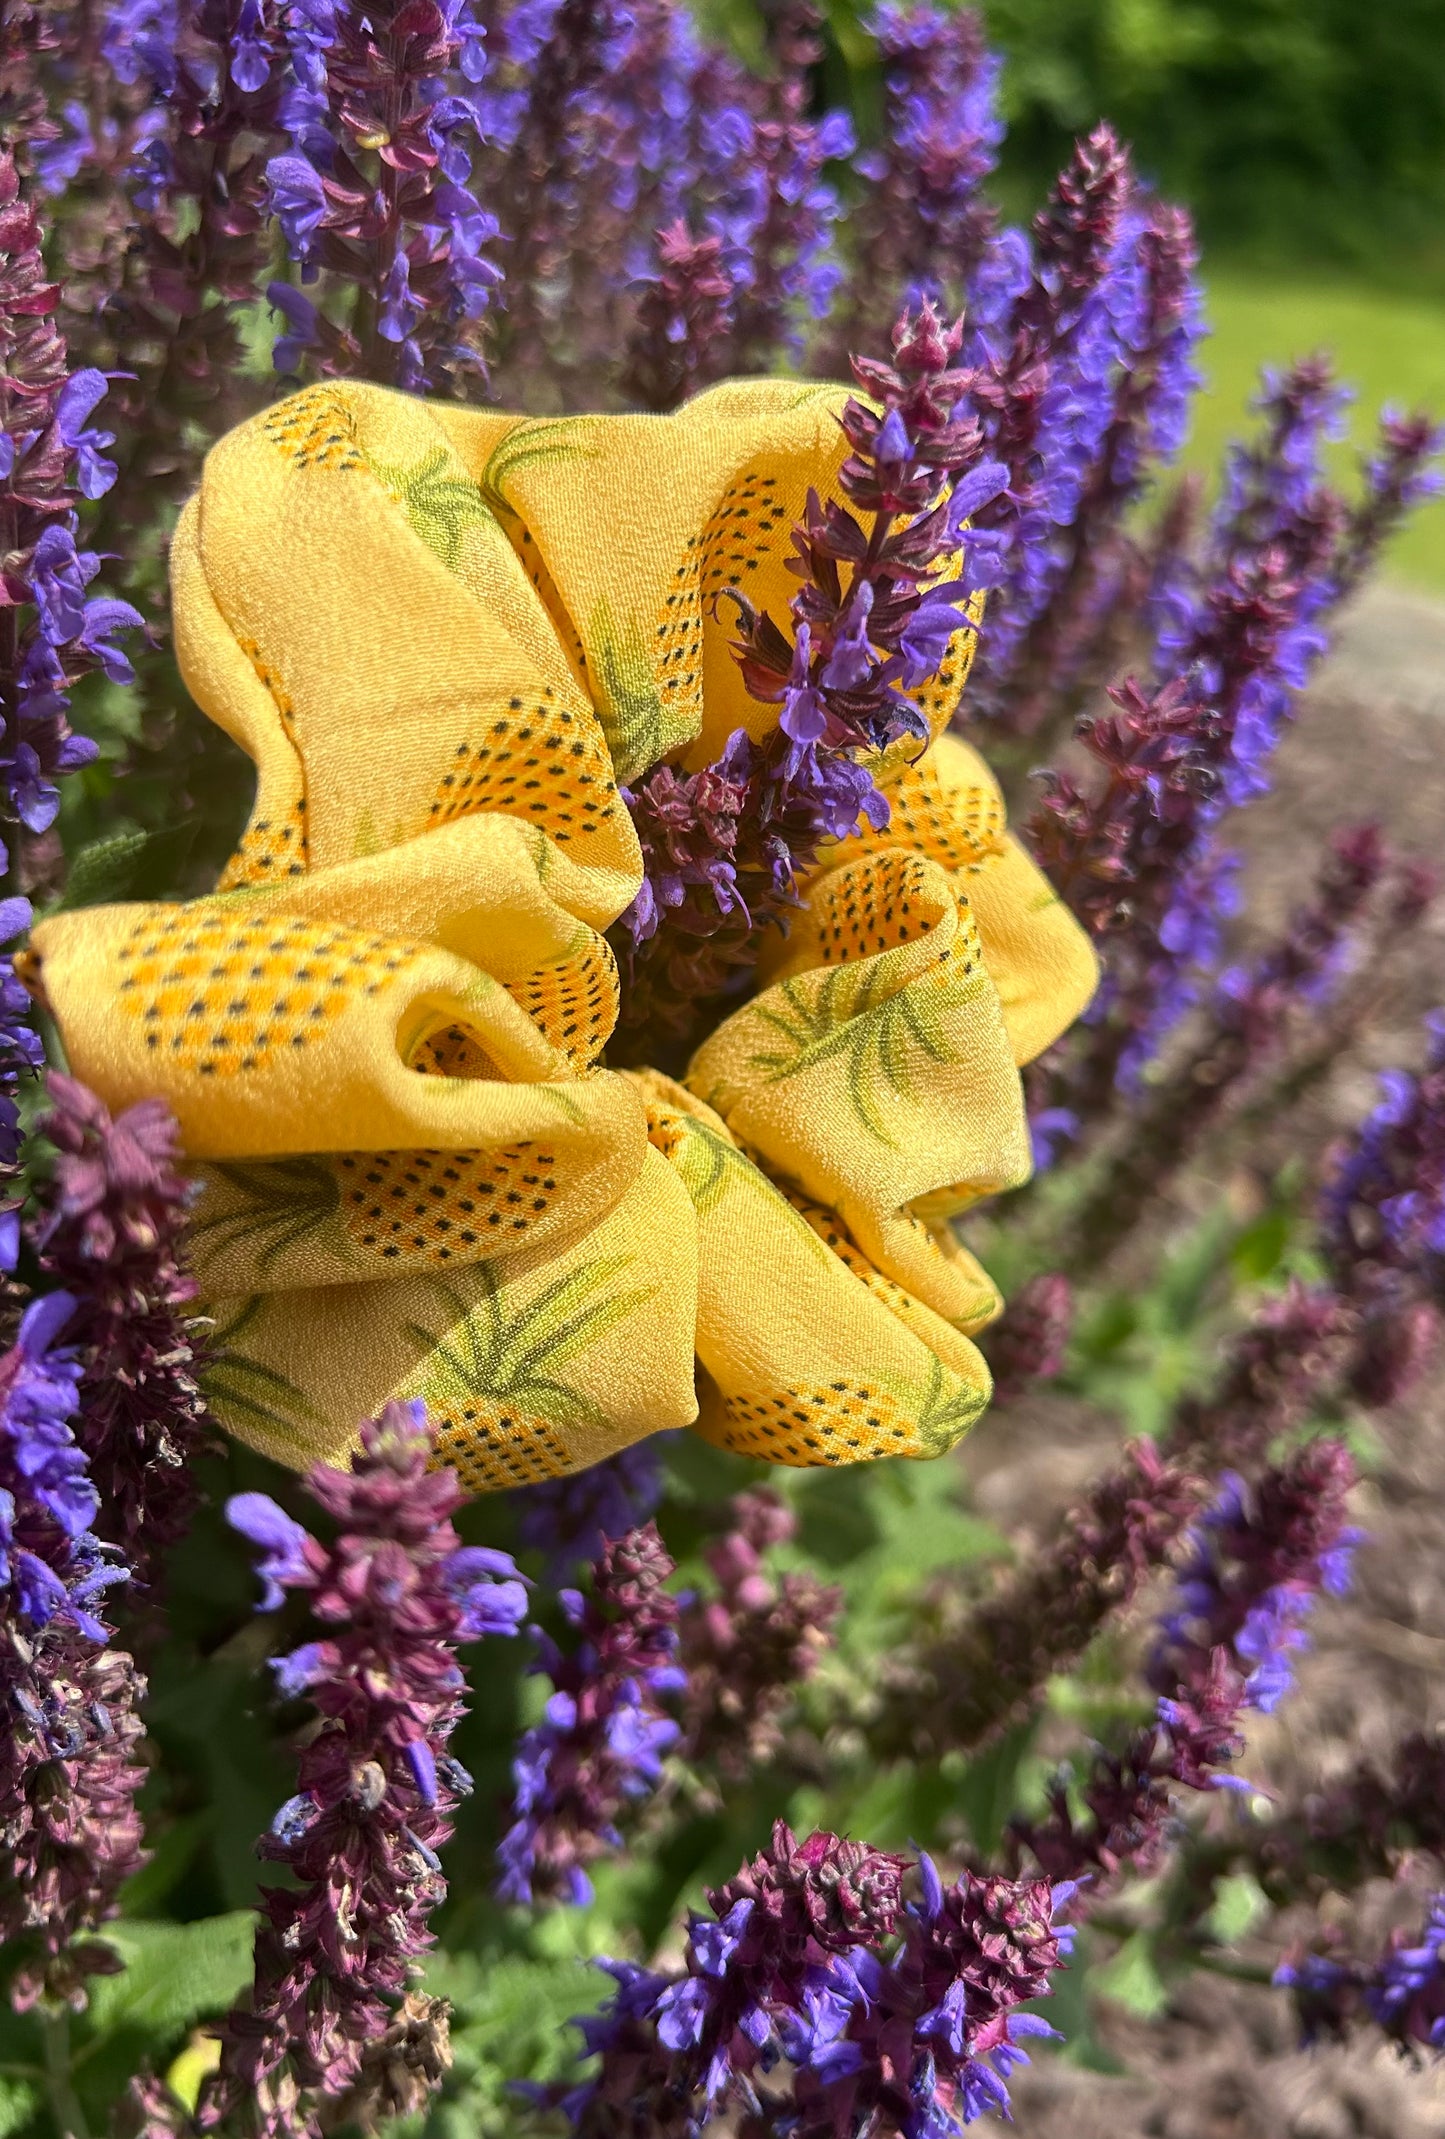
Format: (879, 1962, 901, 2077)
(1191, 273, 1445, 592)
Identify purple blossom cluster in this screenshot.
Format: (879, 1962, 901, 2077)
(498, 1521, 682, 1906)
(561, 1821, 1070, 2138)
(615, 302, 1007, 1048)
(872, 1435, 1204, 1763)
(1148, 1446, 1361, 1717)
(202, 1401, 526, 2135)
(0, 135, 145, 1245)
(1323, 1012, 1445, 1300)
(1012, 1439, 1359, 1894)
(263, 0, 500, 389)
(840, 1, 1002, 344)
(717, 7, 852, 372)
(623, 220, 735, 414)
(85, 0, 283, 553)
(968, 130, 1203, 727)
(1322, 1010, 1445, 1404)
(513, 1438, 666, 1582)
(677, 1487, 840, 1780)
(983, 1270, 1074, 1399)
(1027, 359, 1442, 1110)
(1277, 1894, 1445, 2056)
(0, 152, 140, 1243)
(1043, 822, 1422, 1271)
(0, 1291, 146, 2010)
(33, 1073, 209, 1591)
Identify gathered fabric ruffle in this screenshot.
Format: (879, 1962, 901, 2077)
(28, 377, 1096, 1490)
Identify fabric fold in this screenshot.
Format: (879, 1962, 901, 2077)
(27, 377, 1097, 1486)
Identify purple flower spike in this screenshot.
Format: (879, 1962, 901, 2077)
(556, 1826, 1069, 2138)
(616, 301, 1001, 1052)
(34, 1074, 209, 1591)
(1008, 1440, 1359, 1895)
(0, 1286, 146, 2010)
(202, 1402, 523, 2133)
(54, 370, 119, 499)
(498, 1523, 681, 1905)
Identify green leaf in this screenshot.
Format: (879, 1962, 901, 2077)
(421, 1950, 601, 2139)
(1094, 1929, 1174, 2019)
(54, 823, 199, 910)
(791, 1466, 885, 1568)
(1040, 1927, 1126, 2075)
(82, 1913, 256, 2043)
(951, 1719, 1040, 1856)
(0, 2075, 40, 2139)
(67, 1913, 257, 2124)
(1203, 1870, 1270, 1945)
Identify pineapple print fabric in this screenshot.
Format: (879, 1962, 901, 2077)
(28, 378, 1097, 1483)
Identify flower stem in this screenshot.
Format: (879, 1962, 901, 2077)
(40, 2010, 90, 2139)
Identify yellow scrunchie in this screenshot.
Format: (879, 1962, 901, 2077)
(28, 377, 1096, 1491)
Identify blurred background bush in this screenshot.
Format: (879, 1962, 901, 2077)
(705, 0, 1445, 587)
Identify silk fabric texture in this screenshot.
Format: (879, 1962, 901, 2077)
(29, 377, 1097, 1492)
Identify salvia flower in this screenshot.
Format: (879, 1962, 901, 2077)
(1322, 1011, 1445, 1309)
(88, 0, 286, 568)
(0, 152, 139, 889)
(1277, 1895, 1445, 2056)
(1320, 1011, 1445, 1405)
(991, 200, 1204, 730)
(1149, 1443, 1361, 1717)
(870, 1436, 1202, 1763)
(563, 1821, 910, 2137)
(781, 1861, 1075, 2137)
(562, 1825, 1070, 2137)
(1334, 409, 1445, 600)
(1046, 822, 1395, 1270)
(0, 1292, 147, 2010)
(983, 1270, 1074, 1400)
(513, 1439, 667, 1583)
(837, 1, 1003, 351)
(0, 903, 41, 1269)
(497, 1521, 682, 1906)
(623, 220, 736, 413)
(33, 1072, 209, 1591)
(201, 1401, 526, 2135)
(717, 8, 852, 370)
(616, 302, 1007, 1048)
(965, 123, 1141, 713)
(1012, 1440, 1359, 1894)
(263, 0, 501, 389)
(677, 1487, 840, 1780)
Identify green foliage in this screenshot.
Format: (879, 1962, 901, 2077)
(422, 1945, 605, 2137)
(0, 1916, 255, 2138)
(0, 1172, 1354, 2132)
(806, 0, 1445, 289)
